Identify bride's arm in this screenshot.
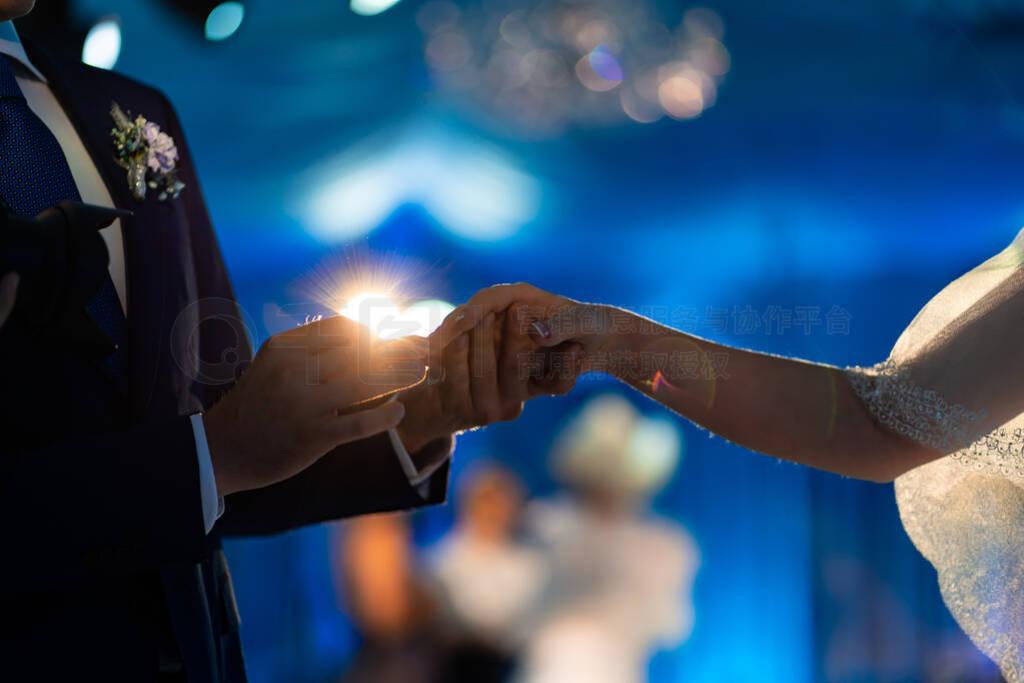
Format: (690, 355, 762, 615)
(540, 305, 940, 483)
(434, 284, 943, 483)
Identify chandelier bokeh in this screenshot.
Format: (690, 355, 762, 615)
(417, 0, 730, 135)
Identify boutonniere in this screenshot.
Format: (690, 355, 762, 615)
(109, 102, 186, 202)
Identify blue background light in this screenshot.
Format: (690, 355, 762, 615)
(204, 2, 244, 41)
(81, 17, 122, 69)
(71, 0, 1021, 679)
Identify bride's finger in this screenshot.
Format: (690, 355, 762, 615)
(528, 304, 599, 348)
(432, 283, 563, 348)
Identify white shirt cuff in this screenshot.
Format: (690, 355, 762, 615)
(388, 427, 447, 498)
(191, 413, 224, 534)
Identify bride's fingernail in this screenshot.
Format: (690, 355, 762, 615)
(531, 321, 551, 339)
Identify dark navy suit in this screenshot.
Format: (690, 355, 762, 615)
(0, 43, 449, 682)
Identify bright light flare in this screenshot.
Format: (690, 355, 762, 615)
(339, 292, 402, 338)
(82, 18, 122, 70)
(650, 369, 669, 393)
(401, 299, 456, 338)
(338, 291, 455, 339)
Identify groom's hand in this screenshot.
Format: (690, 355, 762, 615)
(396, 311, 525, 453)
(204, 315, 427, 497)
(396, 295, 586, 454)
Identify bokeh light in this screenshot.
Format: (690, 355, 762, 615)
(204, 2, 244, 41)
(302, 127, 540, 243)
(415, 0, 730, 134)
(657, 65, 706, 119)
(81, 18, 122, 70)
(575, 44, 623, 91)
(426, 31, 473, 71)
(351, 0, 404, 16)
(619, 72, 663, 123)
(683, 7, 725, 41)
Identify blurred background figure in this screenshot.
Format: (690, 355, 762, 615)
(429, 464, 548, 681)
(335, 513, 444, 683)
(516, 394, 700, 683)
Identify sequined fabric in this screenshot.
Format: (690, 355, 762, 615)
(846, 360, 1024, 482)
(837, 222, 1024, 679)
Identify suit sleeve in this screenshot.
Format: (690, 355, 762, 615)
(216, 432, 451, 536)
(0, 415, 207, 587)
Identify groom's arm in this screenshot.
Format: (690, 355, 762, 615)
(215, 433, 451, 536)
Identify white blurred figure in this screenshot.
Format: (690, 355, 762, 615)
(430, 464, 548, 678)
(517, 394, 700, 683)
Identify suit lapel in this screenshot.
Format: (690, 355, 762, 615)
(23, 44, 195, 421)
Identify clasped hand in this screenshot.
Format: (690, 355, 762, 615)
(395, 301, 585, 453)
(204, 315, 428, 497)
(203, 284, 595, 498)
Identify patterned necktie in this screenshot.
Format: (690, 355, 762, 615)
(0, 54, 126, 387)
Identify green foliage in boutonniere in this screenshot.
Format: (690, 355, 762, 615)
(110, 102, 186, 202)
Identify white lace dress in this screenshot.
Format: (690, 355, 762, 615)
(845, 228, 1024, 680)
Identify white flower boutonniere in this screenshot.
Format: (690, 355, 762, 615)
(109, 102, 186, 202)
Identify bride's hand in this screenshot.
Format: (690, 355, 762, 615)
(430, 283, 606, 398)
(432, 283, 600, 349)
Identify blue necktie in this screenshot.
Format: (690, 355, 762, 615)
(0, 54, 126, 386)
